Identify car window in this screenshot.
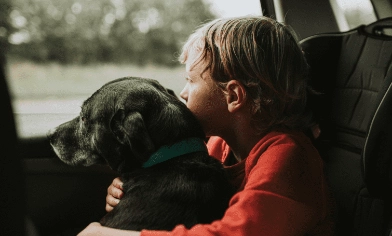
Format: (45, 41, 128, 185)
(5, 0, 262, 138)
(330, 0, 377, 31)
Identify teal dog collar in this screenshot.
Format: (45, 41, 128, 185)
(142, 138, 208, 168)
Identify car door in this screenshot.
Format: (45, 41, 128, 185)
(3, 0, 262, 235)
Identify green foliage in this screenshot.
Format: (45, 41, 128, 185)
(7, 0, 216, 66)
(0, 0, 12, 54)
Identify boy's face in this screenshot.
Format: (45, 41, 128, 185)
(180, 51, 229, 137)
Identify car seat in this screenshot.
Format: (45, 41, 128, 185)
(300, 17, 392, 236)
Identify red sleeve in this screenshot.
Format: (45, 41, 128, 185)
(205, 136, 229, 162)
(141, 132, 334, 236)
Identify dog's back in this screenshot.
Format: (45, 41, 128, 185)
(100, 151, 233, 230)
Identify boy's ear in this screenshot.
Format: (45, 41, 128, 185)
(225, 80, 247, 112)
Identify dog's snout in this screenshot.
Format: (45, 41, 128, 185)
(47, 126, 63, 146)
(47, 128, 54, 140)
(47, 126, 58, 139)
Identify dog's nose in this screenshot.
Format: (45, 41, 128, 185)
(46, 127, 57, 139)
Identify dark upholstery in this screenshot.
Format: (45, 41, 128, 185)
(0, 52, 26, 234)
(301, 18, 392, 236)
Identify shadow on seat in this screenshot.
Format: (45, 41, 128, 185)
(301, 17, 392, 236)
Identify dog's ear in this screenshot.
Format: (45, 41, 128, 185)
(110, 109, 155, 164)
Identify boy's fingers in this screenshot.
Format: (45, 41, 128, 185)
(105, 177, 124, 212)
(112, 177, 123, 190)
(105, 204, 113, 213)
(108, 183, 124, 199)
(105, 195, 120, 212)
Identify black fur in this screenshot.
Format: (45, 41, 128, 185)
(48, 77, 234, 231)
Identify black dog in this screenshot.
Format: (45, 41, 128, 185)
(48, 77, 234, 231)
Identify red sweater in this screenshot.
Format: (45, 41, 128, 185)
(141, 131, 335, 236)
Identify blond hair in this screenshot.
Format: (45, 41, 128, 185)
(180, 16, 313, 133)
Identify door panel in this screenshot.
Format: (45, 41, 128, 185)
(21, 137, 118, 236)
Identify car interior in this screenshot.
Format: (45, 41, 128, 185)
(1, 0, 392, 235)
(301, 17, 392, 236)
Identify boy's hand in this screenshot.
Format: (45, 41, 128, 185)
(105, 177, 124, 212)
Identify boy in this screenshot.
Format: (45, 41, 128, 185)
(79, 16, 334, 236)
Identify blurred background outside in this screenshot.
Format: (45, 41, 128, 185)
(0, 0, 375, 137)
(0, 0, 260, 137)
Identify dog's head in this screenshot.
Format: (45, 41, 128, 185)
(48, 77, 205, 173)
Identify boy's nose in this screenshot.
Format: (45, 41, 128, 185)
(180, 85, 188, 102)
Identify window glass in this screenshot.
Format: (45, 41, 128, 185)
(5, 0, 261, 137)
(330, 0, 377, 31)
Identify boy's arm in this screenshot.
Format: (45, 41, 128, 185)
(78, 222, 140, 236)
